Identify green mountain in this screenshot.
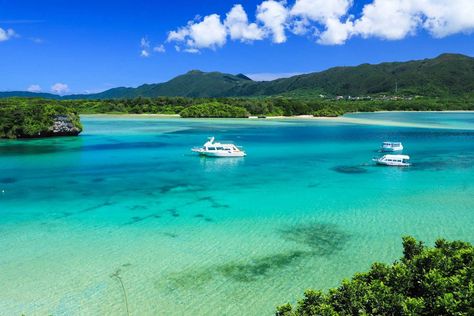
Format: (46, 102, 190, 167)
(2, 53, 473, 100)
(0, 91, 61, 99)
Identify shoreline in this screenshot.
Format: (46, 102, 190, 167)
(81, 110, 474, 120)
(80, 111, 474, 131)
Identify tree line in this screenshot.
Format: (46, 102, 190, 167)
(1, 95, 473, 121)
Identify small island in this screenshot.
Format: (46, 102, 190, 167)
(0, 98, 82, 139)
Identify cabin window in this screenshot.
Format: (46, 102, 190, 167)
(208, 147, 216, 150)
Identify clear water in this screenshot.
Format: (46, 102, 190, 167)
(1, 112, 473, 315)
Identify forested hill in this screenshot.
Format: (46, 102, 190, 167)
(1, 53, 473, 99)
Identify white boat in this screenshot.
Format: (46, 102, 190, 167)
(381, 142, 403, 152)
(192, 137, 246, 157)
(373, 154, 410, 166)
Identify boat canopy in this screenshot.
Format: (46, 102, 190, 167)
(383, 154, 410, 160)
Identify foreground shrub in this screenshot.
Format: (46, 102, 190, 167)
(277, 236, 474, 316)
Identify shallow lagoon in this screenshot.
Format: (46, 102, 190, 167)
(0, 112, 473, 315)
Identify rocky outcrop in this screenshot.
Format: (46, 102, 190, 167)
(49, 115, 82, 136)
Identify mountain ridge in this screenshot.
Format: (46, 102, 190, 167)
(1, 53, 473, 100)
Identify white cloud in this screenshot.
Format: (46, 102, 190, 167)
(164, 0, 474, 50)
(0, 27, 16, 42)
(318, 18, 354, 45)
(153, 44, 166, 53)
(290, 0, 354, 44)
(27, 84, 42, 93)
(51, 83, 69, 95)
(191, 14, 227, 49)
(225, 4, 264, 42)
(352, 0, 474, 42)
(168, 28, 189, 42)
(256, 0, 289, 43)
(140, 37, 151, 57)
(352, 0, 420, 40)
(168, 14, 227, 52)
(291, 0, 352, 23)
(418, 0, 474, 38)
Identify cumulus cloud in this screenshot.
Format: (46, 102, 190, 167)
(290, 0, 354, 44)
(416, 0, 474, 37)
(167, 14, 227, 52)
(165, 0, 474, 50)
(153, 44, 166, 53)
(27, 84, 42, 93)
(0, 27, 16, 42)
(291, 0, 352, 23)
(352, 0, 474, 41)
(225, 4, 264, 42)
(51, 83, 69, 95)
(256, 0, 289, 43)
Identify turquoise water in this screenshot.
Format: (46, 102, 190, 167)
(1, 112, 473, 315)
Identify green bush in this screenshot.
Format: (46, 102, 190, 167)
(179, 102, 249, 118)
(313, 106, 345, 117)
(277, 236, 474, 316)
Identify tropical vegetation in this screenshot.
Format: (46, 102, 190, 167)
(1, 96, 473, 124)
(0, 98, 82, 139)
(276, 236, 474, 316)
(179, 102, 249, 118)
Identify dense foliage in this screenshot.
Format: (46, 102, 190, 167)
(1, 96, 473, 121)
(58, 96, 474, 117)
(0, 98, 82, 139)
(179, 102, 249, 118)
(276, 237, 474, 316)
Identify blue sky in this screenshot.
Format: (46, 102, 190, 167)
(1, 0, 473, 94)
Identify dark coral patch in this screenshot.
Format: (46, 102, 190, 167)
(279, 222, 351, 256)
(332, 166, 368, 174)
(217, 251, 307, 282)
(0, 177, 16, 184)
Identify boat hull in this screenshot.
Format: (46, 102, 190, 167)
(198, 151, 246, 157)
(375, 161, 410, 167)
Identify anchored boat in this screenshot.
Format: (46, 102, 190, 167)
(192, 137, 246, 157)
(381, 142, 403, 152)
(373, 154, 410, 167)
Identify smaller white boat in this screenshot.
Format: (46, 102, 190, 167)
(381, 142, 403, 152)
(192, 137, 246, 157)
(373, 154, 410, 167)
